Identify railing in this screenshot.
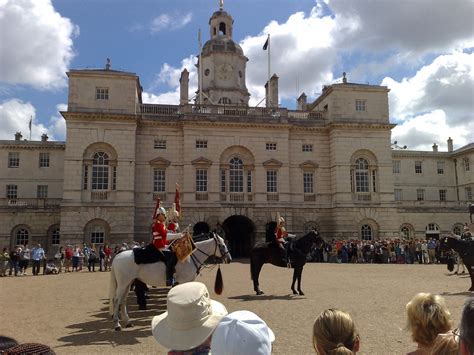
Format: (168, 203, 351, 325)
(195, 192, 208, 201)
(220, 193, 254, 203)
(141, 104, 180, 115)
(288, 110, 326, 120)
(91, 191, 108, 201)
(0, 198, 61, 209)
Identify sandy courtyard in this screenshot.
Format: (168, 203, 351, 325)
(0, 261, 472, 354)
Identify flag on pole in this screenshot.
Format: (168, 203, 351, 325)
(263, 34, 269, 50)
(175, 183, 181, 214)
(28, 117, 32, 130)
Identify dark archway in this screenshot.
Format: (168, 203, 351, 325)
(265, 222, 277, 243)
(222, 215, 255, 258)
(193, 222, 210, 236)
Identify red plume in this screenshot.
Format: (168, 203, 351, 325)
(174, 183, 181, 214)
(153, 197, 161, 219)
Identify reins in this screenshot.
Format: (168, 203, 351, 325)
(189, 233, 228, 276)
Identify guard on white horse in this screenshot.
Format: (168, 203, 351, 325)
(109, 232, 231, 330)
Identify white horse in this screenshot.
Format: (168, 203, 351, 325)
(108, 233, 231, 330)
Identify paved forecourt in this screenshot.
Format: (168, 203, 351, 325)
(0, 262, 471, 354)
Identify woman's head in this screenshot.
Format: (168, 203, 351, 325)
(313, 309, 359, 355)
(406, 293, 452, 347)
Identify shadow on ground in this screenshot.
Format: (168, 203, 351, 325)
(56, 287, 168, 348)
(228, 294, 305, 301)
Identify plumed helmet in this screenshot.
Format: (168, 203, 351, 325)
(279, 216, 285, 224)
(168, 203, 180, 220)
(156, 207, 167, 216)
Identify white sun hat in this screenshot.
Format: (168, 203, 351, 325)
(211, 310, 275, 355)
(151, 282, 227, 351)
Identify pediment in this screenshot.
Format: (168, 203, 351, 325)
(262, 159, 282, 168)
(149, 157, 171, 167)
(191, 157, 213, 167)
(299, 160, 318, 170)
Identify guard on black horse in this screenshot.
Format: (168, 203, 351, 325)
(275, 212, 296, 266)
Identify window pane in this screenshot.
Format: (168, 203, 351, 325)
(196, 169, 208, 192)
(16, 229, 29, 245)
(303, 172, 314, 193)
(229, 157, 243, 193)
(266, 171, 277, 193)
(92, 152, 109, 190)
(8, 152, 19, 168)
(153, 169, 166, 192)
(361, 225, 372, 240)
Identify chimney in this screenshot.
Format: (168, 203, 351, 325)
(14, 132, 22, 141)
(41, 133, 49, 142)
(179, 69, 189, 105)
(432, 143, 438, 152)
(447, 137, 453, 152)
(265, 74, 279, 108)
(342, 72, 347, 84)
(297, 92, 307, 110)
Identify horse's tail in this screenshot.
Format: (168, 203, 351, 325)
(108, 264, 117, 316)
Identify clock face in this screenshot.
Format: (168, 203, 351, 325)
(218, 64, 233, 81)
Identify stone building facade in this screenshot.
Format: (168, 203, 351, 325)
(0, 6, 472, 257)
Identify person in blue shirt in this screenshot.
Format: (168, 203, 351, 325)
(31, 243, 45, 276)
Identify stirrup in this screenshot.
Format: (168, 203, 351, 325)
(166, 277, 177, 287)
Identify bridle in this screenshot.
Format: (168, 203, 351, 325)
(189, 233, 230, 276)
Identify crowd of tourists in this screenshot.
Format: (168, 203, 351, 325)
(0, 241, 144, 277)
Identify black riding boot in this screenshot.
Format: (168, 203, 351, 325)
(165, 253, 178, 287)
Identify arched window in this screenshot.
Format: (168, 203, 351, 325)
(355, 158, 369, 193)
(84, 219, 109, 245)
(361, 225, 372, 240)
(92, 152, 109, 190)
(90, 225, 105, 245)
(51, 228, 60, 245)
(16, 228, 29, 246)
(218, 22, 226, 35)
(218, 97, 231, 105)
(401, 226, 410, 239)
(229, 157, 243, 193)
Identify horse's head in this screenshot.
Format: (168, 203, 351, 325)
(439, 235, 458, 252)
(214, 233, 232, 264)
(308, 229, 324, 248)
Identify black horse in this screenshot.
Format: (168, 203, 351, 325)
(469, 203, 474, 223)
(440, 235, 474, 291)
(250, 230, 323, 296)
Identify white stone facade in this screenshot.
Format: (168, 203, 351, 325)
(0, 6, 472, 256)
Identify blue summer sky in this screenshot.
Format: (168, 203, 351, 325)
(0, 0, 473, 150)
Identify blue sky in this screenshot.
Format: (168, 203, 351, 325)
(0, 0, 473, 150)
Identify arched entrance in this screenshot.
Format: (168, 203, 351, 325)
(222, 215, 255, 258)
(193, 222, 210, 236)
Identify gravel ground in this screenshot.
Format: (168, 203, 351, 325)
(0, 261, 472, 354)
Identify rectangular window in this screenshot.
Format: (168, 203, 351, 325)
(437, 161, 445, 174)
(466, 187, 473, 201)
(247, 171, 252, 193)
(90, 231, 104, 245)
(439, 189, 447, 201)
(355, 171, 369, 193)
(221, 170, 226, 193)
(372, 170, 377, 192)
(415, 161, 422, 174)
(464, 158, 470, 172)
(303, 172, 314, 194)
(266, 142, 277, 150)
(39, 152, 50, 168)
(196, 169, 208, 192)
(394, 189, 402, 201)
(195, 140, 208, 149)
(37, 185, 48, 199)
(6, 185, 17, 199)
(92, 166, 108, 190)
(83, 165, 88, 190)
(355, 99, 366, 111)
(266, 171, 277, 193)
(154, 139, 166, 149)
(8, 152, 19, 168)
(153, 169, 166, 193)
(416, 189, 425, 201)
(392, 160, 400, 174)
(95, 87, 109, 100)
(302, 144, 313, 152)
(112, 166, 117, 190)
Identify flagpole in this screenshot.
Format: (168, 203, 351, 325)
(198, 29, 202, 106)
(267, 34, 271, 91)
(29, 115, 32, 141)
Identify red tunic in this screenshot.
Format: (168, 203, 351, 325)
(167, 222, 178, 233)
(275, 226, 288, 243)
(152, 221, 168, 250)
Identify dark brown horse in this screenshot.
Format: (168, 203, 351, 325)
(469, 203, 474, 223)
(250, 230, 323, 296)
(440, 235, 474, 291)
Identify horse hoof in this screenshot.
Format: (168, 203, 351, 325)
(126, 323, 134, 328)
(256, 291, 264, 295)
(299, 291, 305, 296)
(115, 326, 121, 331)
(292, 290, 298, 295)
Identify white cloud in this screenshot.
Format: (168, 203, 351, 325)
(150, 12, 192, 33)
(0, 99, 66, 141)
(0, 0, 78, 89)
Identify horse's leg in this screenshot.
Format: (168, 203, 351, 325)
(114, 283, 131, 331)
(252, 258, 265, 295)
(468, 264, 474, 292)
(297, 266, 304, 296)
(291, 268, 298, 295)
(120, 285, 134, 328)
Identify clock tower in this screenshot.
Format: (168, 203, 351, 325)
(197, 3, 250, 106)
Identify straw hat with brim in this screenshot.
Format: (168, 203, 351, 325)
(151, 282, 227, 351)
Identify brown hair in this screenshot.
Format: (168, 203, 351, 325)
(313, 309, 359, 355)
(431, 332, 458, 355)
(406, 293, 452, 347)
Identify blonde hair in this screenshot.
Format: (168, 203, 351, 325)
(406, 293, 452, 347)
(313, 309, 359, 355)
(430, 332, 458, 355)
